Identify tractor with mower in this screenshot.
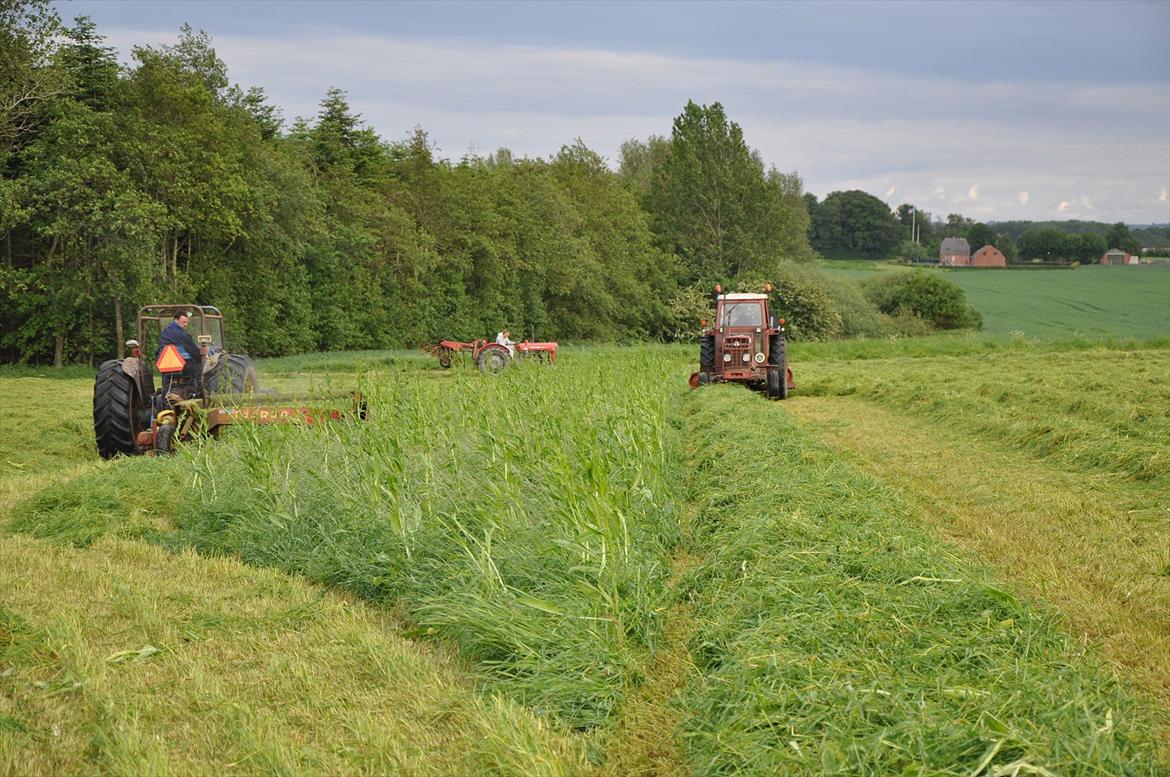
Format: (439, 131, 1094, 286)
(426, 337, 558, 373)
(689, 284, 794, 400)
(93, 304, 362, 459)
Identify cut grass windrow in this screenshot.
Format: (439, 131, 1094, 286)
(10, 350, 687, 732)
(677, 385, 1164, 775)
(798, 347, 1170, 489)
(786, 395, 1170, 737)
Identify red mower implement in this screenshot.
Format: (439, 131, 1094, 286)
(93, 304, 365, 458)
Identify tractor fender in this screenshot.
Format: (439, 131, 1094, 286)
(120, 356, 156, 398)
(120, 356, 144, 380)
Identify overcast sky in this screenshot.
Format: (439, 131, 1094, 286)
(54, 0, 1170, 224)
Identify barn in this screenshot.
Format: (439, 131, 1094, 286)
(939, 237, 971, 266)
(1101, 248, 1135, 265)
(971, 245, 1006, 267)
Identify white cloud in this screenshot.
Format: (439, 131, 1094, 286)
(99, 27, 1170, 222)
(1159, 187, 1169, 202)
(1058, 201, 1071, 211)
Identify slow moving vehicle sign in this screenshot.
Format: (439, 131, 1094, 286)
(155, 344, 186, 373)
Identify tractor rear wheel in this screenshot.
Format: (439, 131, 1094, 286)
(700, 334, 715, 372)
(767, 332, 787, 368)
(477, 345, 511, 374)
(94, 360, 147, 459)
(207, 353, 258, 395)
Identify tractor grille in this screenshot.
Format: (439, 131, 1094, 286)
(724, 334, 752, 368)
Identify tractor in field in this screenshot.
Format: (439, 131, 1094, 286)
(427, 337, 558, 373)
(93, 304, 362, 458)
(689, 284, 794, 400)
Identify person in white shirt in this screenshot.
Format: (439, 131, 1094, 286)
(495, 328, 516, 356)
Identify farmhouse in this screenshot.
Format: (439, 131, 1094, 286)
(939, 237, 971, 266)
(971, 245, 1006, 267)
(1101, 248, 1137, 265)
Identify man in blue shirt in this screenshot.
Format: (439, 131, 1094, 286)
(157, 311, 203, 394)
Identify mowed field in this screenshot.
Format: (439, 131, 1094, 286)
(2, 287, 1168, 774)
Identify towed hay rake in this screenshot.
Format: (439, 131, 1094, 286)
(426, 337, 558, 374)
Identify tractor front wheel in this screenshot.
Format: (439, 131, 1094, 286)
(155, 422, 176, 454)
(94, 360, 148, 459)
(766, 367, 788, 400)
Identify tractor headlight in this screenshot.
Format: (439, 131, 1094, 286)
(754, 352, 765, 363)
(742, 353, 750, 363)
(723, 353, 732, 362)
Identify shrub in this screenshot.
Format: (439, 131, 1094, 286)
(863, 270, 982, 330)
(822, 274, 888, 338)
(759, 263, 844, 341)
(665, 284, 715, 341)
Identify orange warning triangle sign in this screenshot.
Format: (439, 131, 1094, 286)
(156, 344, 187, 373)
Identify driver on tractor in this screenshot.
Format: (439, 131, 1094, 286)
(157, 310, 204, 398)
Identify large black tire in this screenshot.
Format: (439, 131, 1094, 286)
(94, 360, 147, 459)
(477, 345, 511, 374)
(767, 333, 789, 400)
(767, 332, 787, 368)
(766, 367, 788, 400)
(699, 334, 715, 372)
(206, 353, 258, 395)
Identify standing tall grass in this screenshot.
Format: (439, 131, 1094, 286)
(173, 348, 686, 729)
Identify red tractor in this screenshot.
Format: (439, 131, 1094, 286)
(93, 304, 363, 458)
(689, 285, 794, 400)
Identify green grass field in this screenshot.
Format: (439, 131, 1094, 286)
(821, 261, 1170, 340)
(3, 280, 1169, 774)
(3, 342, 1168, 774)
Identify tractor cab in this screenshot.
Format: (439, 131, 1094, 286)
(720, 297, 767, 329)
(135, 304, 226, 361)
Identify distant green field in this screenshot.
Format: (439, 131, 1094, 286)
(821, 263, 1170, 339)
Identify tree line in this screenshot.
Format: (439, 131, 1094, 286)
(2, 4, 824, 365)
(3, 4, 1003, 366)
(803, 190, 1159, 265)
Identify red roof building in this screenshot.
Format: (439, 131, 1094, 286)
(971, 245, 1006, 267)
(939, 237, 971, 266)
